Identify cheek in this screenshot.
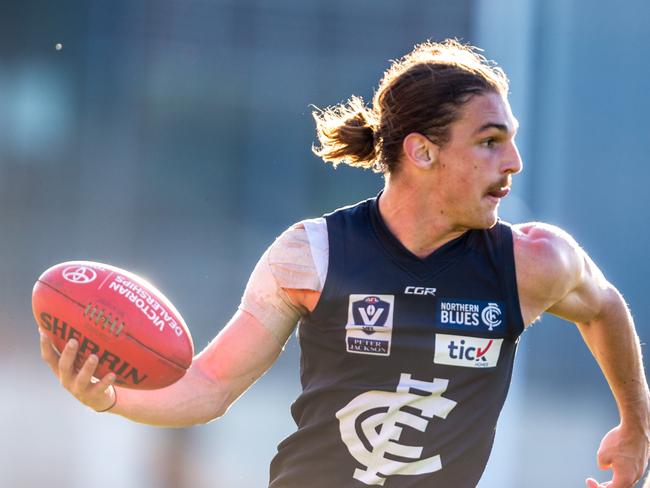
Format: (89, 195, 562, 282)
(455, 171, 482, 195)
(439, 155, 485, 198)
(459, 156, 483, 183)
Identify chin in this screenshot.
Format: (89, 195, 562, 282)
(460, 198, 499, 229)
(459, 202, 499, 230)
(473, 211, 499, 229)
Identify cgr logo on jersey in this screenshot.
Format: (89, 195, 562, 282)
(404, 286, 436, 296)
(336, 373, 457, 486)
(346, 295, 394, 356)
(437, 299, 504, 332)
(434, 333, 503, 368)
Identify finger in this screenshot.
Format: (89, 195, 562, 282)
(90, 371, 116, 398)
(39, 331, 60, 374)
(72, 354, 99, 394)
(92, 374, 117, 412)
(58, 339, 79, 387)
(585, 478, 606, 488)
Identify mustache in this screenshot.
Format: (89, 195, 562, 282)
(487, 177, 511, 193)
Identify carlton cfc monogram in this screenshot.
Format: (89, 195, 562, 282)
(336, 373, 457, 486)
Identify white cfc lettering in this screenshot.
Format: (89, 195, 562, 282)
(336, 373, 457, 486)
(440, 310, 480, 326)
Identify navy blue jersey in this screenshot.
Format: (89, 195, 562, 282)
(269, 196, 525, 488)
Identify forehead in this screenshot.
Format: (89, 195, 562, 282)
(453, 92, 518, 135)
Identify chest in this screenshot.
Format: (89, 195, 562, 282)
(302, 269, 519, 373)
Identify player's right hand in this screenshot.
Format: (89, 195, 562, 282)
(39, 331, 117, 412)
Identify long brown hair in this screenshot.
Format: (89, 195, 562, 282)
(312, 39, 509, 173)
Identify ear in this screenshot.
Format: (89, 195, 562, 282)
(402, 133, 439, 170)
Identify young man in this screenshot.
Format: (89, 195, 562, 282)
(40, 40, 649, 487)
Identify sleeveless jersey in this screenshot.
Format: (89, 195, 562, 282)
(269, 196, 525, 488)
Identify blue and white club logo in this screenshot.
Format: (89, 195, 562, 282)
(352, 296, 390, 334)
(437, 299, 505, 332)
(481, 303, 502, 331)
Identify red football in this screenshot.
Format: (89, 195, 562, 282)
(32, 261, 194, 390)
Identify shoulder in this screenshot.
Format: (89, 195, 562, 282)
(512, 222, 582, 269)
(267, 218, 328, 291)
(265, 219, 328, 313)
(511, 222, 585, 320)
(512, 222, 618, 325)
(272, 218, 327, 245)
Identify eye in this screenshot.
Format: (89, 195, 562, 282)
(480, 137, 497, 148)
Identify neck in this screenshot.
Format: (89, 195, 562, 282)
(379, 175, 468, 259)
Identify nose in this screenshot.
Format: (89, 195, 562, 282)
(502, 140, 523, 175)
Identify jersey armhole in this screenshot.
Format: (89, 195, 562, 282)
(499, 222, 526, 338)
(302, 218, 328, 288)
(303, 214, 343, 320)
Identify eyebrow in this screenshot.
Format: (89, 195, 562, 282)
(474, 120, 519, 136)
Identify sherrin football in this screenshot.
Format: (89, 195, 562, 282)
(32, 261, 194, 390)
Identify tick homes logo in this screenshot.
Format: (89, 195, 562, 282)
(436, 300, 504, 332)
(345, 295, 394, 356)
(434, 334, 503, 368)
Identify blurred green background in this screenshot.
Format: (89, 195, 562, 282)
(1, 0, 648, 486)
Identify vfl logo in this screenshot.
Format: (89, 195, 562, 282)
(336, 373, 457, 486)
(481, 303, 502, 331)
(346, 295, 394, 356)
(352, 296, 389, 334)
(62, 265, 97, 284)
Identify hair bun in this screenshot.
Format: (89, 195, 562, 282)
(312, 96, 380, 171)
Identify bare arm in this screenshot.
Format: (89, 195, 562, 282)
(39, 222, 324, 428)
(555, 283, 649, 433)
(514, 223, 649, 487)
(40, 309, 285, 427)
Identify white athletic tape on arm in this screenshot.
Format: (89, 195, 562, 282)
(239, 223, 326, 347)
(302, 218, 329, 288)
(268, 224, 322, 291)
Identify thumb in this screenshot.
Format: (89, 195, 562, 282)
(597, 448, 613, 470)
(585, 478, 601, 488)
